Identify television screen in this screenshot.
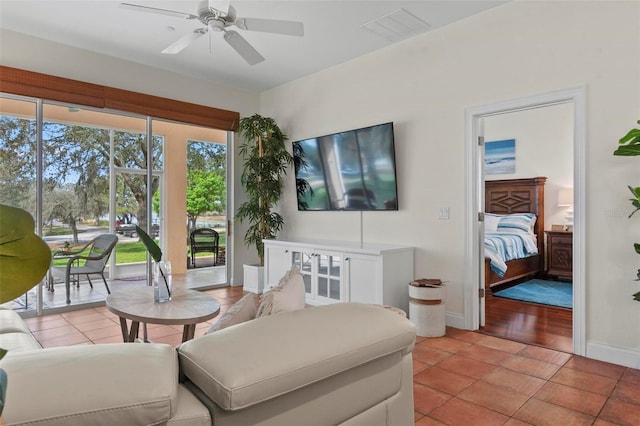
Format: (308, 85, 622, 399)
(293, 122, 398, 211)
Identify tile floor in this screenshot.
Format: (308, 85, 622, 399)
(23, 286, 640, 426)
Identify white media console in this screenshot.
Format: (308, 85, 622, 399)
(263, 239, 414, 313)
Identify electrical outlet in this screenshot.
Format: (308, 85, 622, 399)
(438, 207, 449, 220)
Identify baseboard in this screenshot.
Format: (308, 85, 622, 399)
(445, 311, 465, 330)
(586, 340, 640, 369)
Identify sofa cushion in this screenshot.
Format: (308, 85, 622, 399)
(0, 309, 32, 335)
(256, 266, 306, 317)
(0, 332, 42, 352)
(1, 343, 179, 426)
(165, 384, 211, 426)
(0, 309, 42, 351)
(178, 303, 416, 411)
(206, 292, 260, 334)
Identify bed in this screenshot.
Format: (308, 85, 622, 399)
(484, 177, 547, 290)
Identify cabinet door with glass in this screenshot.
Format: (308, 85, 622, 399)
(290, 249, 314, 298)
(290, 248, 345, 304)
(314, 250, 345, 304)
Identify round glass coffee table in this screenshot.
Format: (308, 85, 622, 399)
(106, 286, 220, 343)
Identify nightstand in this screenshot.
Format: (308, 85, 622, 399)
(545, 230, 573, 280)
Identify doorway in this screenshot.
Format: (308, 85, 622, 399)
(464, 87, 586, 357)
(186, 140, 228, 286)
(481, 103, 573, 352)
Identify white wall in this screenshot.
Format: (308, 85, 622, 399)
(260, 0, 640, 366)
(484, 102, 574, 228)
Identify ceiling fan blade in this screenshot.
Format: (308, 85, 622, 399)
(208, 0, 231, 16)
(120, 3, 198, 20)
(223, 30, 265, 65)
(162, 30, 206, 54)
(236, 18, 304, 37)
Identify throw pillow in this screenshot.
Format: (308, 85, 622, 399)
(256, 266, 306, 317)
(484, 213, 502, 233)
(497, 213, 537, 234)
(206, 292, 260, 334)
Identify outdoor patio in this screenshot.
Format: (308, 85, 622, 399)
(10, 258, 227, 314)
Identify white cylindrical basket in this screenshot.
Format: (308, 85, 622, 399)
(408, 280, 446, 337)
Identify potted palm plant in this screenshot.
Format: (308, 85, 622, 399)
(235, 114, 293, 293)
(613, 120, 640, 301)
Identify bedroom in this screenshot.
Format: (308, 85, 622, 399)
(481, 102, 574, 352)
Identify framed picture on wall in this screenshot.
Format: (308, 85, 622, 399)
(485, 139, 515, 175)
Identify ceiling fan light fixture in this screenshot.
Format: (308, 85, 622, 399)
(361, 8, 430, 42)
(208, 20, 225, 32)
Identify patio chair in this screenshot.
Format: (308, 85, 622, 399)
(189, 228, 219, 268)
(50, 234, 118, 304)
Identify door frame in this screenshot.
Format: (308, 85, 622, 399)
(463, 86, 586, 356)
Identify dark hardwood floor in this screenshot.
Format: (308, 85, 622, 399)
(481, 290, 573, 353)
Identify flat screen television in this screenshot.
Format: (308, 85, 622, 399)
(293, 122, 398, 211)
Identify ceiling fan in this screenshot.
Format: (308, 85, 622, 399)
(121, 0, 304, 65)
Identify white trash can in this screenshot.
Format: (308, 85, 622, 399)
(409, 279, 446, 337)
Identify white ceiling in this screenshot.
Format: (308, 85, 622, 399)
(0, 1, 508, 93)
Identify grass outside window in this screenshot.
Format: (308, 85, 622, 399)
(50, 237, 226, 266)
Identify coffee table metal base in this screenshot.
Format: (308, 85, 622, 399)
(117, 319, 199, 343)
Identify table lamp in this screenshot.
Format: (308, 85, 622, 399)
(557, 187, 574, 231)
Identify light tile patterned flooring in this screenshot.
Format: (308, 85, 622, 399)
(24, 286, 640, 426)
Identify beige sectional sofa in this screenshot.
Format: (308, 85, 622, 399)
(0, 302, 416, 426)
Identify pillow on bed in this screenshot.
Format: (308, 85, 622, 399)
(497, 213, 537, 234)
(484, 213, 502, 233)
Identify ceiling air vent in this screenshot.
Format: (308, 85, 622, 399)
(361, 8, 431, 42)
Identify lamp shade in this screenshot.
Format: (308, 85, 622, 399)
(557, 188, 573, 207)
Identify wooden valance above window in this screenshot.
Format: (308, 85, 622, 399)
(0, 66, 239, 131)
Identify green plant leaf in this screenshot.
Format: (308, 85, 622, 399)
(634, 243, 640, 255)
(135, 225, 162, 262)
(628, 186, 640, 218)
(614, 121, 640, 156)
(0, 204, 52, 304)
(619, 124, 640, 145)
(634, 290, 640, 302)
(613, 145, 640, 156)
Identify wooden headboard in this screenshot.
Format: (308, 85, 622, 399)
(485, 177, 547, 255)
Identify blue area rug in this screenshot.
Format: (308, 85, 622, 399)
(493, 279, 572, 308)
